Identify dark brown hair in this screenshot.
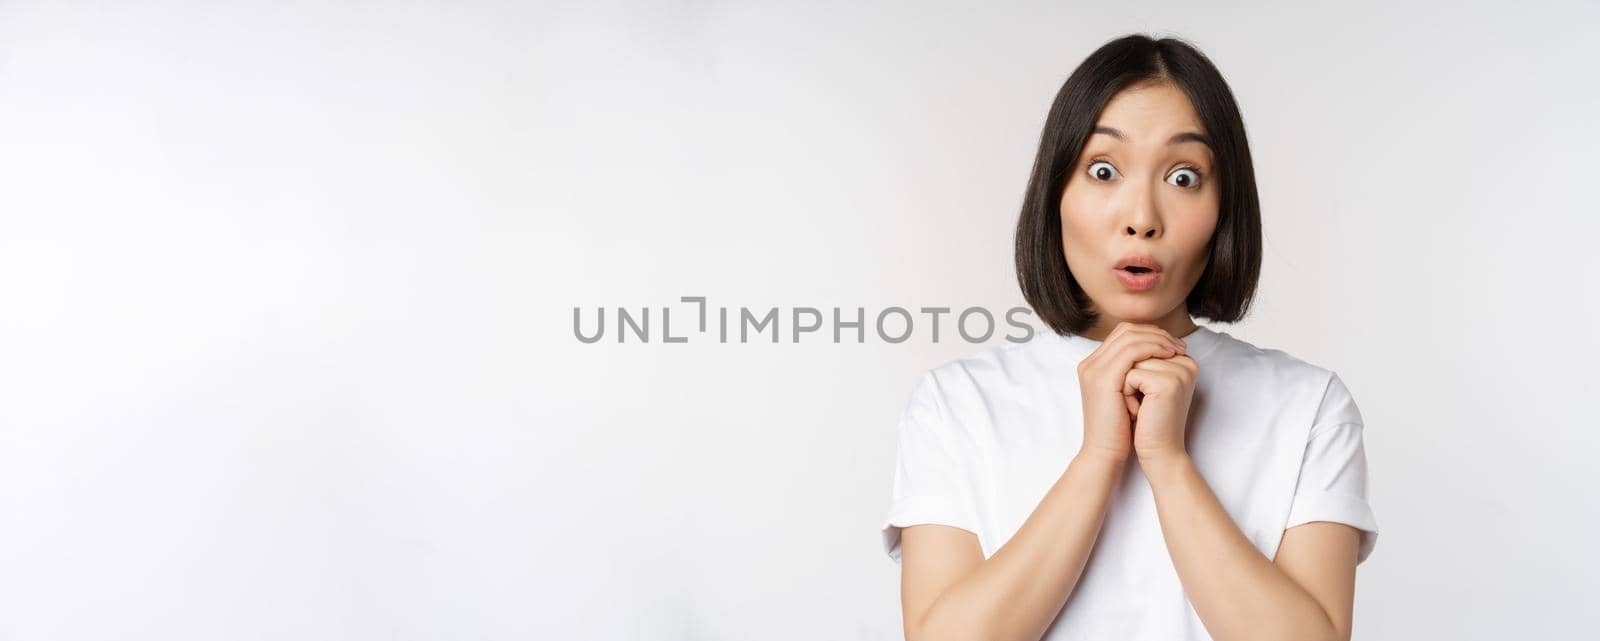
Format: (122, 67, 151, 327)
(1015, 33, 1262, 336)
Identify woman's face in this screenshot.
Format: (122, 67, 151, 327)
(1059, 81, 1220, 335)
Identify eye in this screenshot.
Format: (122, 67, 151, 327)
(1167, 166, 1203, 189)
(1087, 160, 1119, 182)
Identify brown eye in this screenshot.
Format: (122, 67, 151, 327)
(1167, 167, 1202, 189)
(1087, 160, 1119, 182)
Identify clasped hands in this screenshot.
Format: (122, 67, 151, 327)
(1075, 321, 1199, 467)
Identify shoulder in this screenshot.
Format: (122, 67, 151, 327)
(1203, 330, 1338, 388)
(905, 335, 1069, 417)
(1204, 330, 1361, 427)
(925, 332, 1061, 386)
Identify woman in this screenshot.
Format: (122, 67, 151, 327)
(880, 34, 1378, 641)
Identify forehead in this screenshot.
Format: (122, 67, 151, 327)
(1090, 82, 1207, 145)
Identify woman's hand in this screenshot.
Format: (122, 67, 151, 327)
(1125, 343, 1200, 463)
(1076, 322, 1187, 462)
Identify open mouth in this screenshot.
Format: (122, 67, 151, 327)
(1114, 260, 1163, 292)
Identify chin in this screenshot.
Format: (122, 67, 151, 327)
(1097, 293, 1173, 320)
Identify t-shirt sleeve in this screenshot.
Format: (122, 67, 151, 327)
(880, 371, 982, 564)
(1284, 371, 1380, 563)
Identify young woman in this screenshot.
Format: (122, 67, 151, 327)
(879, 34, 1378, 641)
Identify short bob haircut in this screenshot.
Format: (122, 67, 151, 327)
(1015, 33, 1262, 337)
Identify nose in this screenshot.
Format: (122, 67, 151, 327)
(1125, 220, 1160, 238)
(1119, 180, 1162, 239)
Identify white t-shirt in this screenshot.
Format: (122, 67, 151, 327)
(880, 325, 1378, 640)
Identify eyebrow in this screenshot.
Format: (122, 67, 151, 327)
(1091, 125, 1213, 151)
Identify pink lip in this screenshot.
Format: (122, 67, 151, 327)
(1113, 254, 1164, 272)
(1112, 254, 1164, 292)
(1115, 268, 1162, 291)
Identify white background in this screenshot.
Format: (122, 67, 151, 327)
(2, 1, 1598, 639)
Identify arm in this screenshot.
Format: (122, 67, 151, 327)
(1139, 453, 1360, 641)
(899, 449, 1125, 641)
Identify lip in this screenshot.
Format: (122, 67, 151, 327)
(1113, 254, 1164, 272)
(1113, 254, 1164, 292)
(1115, 268, 1162, 291)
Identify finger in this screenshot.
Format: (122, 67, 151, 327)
(1139, 354, 1199, 381)
(1110, 325, 1186, 355)
(1123, 369, 1150, 410)
(1110, 337, 1182, 370)
(1081, 341, 1177, 394)
(1123, 375, 1143, 423)
(1131, 355, 1187, 371)
(1171, 353, 1199, 373)
(1113, 322, 1184, 346)
(1083, 323, 1186, 363)
(1083, 324, 1133, 362)
(1124, 365, 1149, 393)
(1128, 359, 1191, 396)
(1096, 322, 1178, 353)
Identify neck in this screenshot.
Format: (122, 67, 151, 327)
(1081, 308, 1200, 342)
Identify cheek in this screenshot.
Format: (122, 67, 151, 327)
(1170, 208, 1219, 266)
(1057, 183, 1099, 232)
(1057, 188, 1098, 271)
(1057, 203, 1096, 256)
